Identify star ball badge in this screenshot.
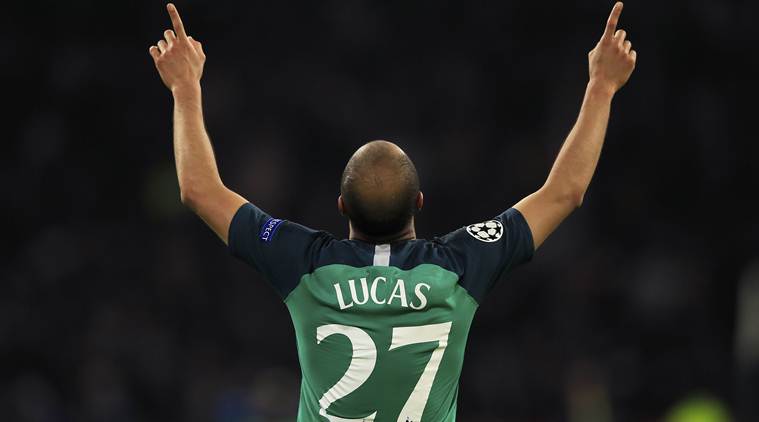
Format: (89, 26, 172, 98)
(466, 220, 504, 242)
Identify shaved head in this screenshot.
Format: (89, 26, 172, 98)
(340, 140, 420, 238)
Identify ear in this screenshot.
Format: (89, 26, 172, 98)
(337, 195, 346, 216)
(416, 191, 424, 212)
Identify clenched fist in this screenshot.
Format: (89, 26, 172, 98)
(588, 2, 637, 94)
(149, 3, 206, 93)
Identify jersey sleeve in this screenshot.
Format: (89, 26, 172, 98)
(227, 202, 328, 299)
(440, 207, 534, 303)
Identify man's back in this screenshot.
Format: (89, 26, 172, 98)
(149, 2, 635, 419)
(228, 203, 533, 421)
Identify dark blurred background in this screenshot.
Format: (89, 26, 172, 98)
(3, 0, 758, 421)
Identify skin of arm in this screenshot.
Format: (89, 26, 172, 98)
(149, 3, 246, 243)
(514, 2, 637, 249)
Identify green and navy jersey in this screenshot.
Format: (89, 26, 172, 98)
(228, 203, 534, 422)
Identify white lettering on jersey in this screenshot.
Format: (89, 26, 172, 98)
(334, 276, 430, 311)
(370, 276, 387, 304)
(348, 278, 370, 305)
(387, 279, 409, 307)
(410, 283, 431, 310)
(334, 283, 353, 310)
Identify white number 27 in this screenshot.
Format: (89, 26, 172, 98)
(316, 322, 452, 422)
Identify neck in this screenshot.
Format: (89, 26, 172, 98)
(349, 218, 416, 244)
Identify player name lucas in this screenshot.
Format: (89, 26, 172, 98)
(333, 277, 431, 311)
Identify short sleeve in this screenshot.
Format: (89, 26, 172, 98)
(440, 208, 534, 303)
(228, 203, 328, 299)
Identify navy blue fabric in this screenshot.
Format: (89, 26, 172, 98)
(228, 203, 534, 303)
(228, 203, 331, 298)
(434, 208, 534, 303)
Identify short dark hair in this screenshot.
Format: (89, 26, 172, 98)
(340, 141, 420, 238)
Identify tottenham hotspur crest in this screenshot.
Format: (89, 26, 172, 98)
(466, 220, 503, 242)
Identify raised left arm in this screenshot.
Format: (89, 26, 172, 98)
(514, 2, 637, 249)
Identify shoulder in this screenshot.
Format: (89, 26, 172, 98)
(229, 203, 333, 257)
(438, 208, 532, 253)
(429, 208, 535, 303)
(227, 202, 338, 298)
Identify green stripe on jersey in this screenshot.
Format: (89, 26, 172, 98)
(285, 264, 479, 422)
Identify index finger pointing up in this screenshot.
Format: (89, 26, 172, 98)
(167, 3, 187, 38)
(603, 2, 624, 39)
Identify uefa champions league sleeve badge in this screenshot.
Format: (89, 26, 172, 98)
(466, 220, 504, 242)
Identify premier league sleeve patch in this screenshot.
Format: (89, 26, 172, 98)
(259, 218, 285, 242)
(466, 220, 503, 242)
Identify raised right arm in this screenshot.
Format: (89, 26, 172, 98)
(149, 3, 246, 243)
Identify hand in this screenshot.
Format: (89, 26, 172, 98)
(588, 2, 637, 94)
(149, 3, 206, 93)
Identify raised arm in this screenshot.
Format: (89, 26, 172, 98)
(514, 2, 636, 249)
(149, 3, 246, 243)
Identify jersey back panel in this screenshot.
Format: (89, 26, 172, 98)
(228, 203, 533, 421)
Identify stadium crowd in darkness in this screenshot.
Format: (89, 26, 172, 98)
(2, 0, 756, 421)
